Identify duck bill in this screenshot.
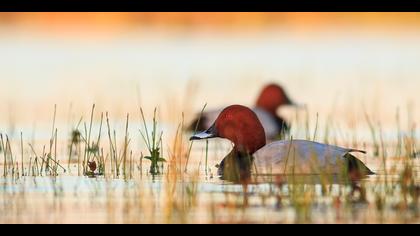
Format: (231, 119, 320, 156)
(189, 124, 218, 141)
(290, 102, 306, 109)
(285, 96, 294, 106)
(285, 98, 305, 108)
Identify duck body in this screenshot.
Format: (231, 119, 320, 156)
(252, 140, 373, 175)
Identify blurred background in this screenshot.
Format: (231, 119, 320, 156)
(0, 12, 419, 142)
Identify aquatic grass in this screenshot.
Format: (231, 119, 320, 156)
(6, 136, 14, 177)
(99, 113, 133, 178)
(67, 116, 83, 173)
(304, 105, 311, 140)
(92, 112, 104, 175)
(364, 108, 380, 157)
(169, 121, 182, 174)
(105, 111, 116, 176)
(1, 134, 6, 177)
(166, 112, 192, 178)
(81, 104, 96, 176)
(27, 142, 65, 177)
(20, 132, 23, 176)
(46, 104, 57, 174)
(378, 125, 389, 190)
(1, 134, 12, 177)
(395, 108, 403, 158)
(52, 128, 58, 176)
(184, 103, 207, 173)
(313, 113, 319, 142)
(205, 139, 209, 176)
(139, 107, 166, 175)
(122, 114, 129, 177)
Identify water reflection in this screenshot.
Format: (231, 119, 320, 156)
(1, 162, 417, 223)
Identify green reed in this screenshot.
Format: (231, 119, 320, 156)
(139, 107, 165, 175)
(184, 103, 207, 173)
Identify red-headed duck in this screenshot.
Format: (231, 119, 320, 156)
(190, 105, 374, 182)
(188, 83, 295, 140)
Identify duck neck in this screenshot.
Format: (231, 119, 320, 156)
(231, 134, 266, 155)
(256, 103, 280, 117)
(217, 149, 254, 183)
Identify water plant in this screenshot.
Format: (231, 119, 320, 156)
(184, 103, 207, 173)
(139, 107, 166, 175)
(105, 111, 132, 178)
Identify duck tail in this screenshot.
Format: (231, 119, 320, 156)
(344, 153, 375, 175)
(348, 149, 367, 154)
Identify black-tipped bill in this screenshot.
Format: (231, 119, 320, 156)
(285, 96, 294, 106)
(285, 97, 303, 108)
(189, 124, 218, 141)
(285, 97, 304, 108)
(290, 103, 306, 109)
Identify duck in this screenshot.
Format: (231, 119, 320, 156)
(190, 105, 374, 182)
(187, 83, 296, 140)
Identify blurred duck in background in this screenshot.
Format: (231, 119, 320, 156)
(188, 83, 297, 140)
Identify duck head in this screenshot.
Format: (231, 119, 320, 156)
(190, 104, 266, 154)
(256, 83, 294, 115)
(190, 105, 267, 182)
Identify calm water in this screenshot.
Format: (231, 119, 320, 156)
(0, 153, 418, 224)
